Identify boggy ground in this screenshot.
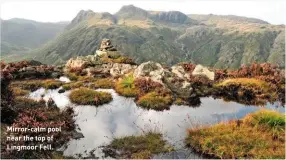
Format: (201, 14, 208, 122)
(102, 132, 174, 159)
(185, 110, 285, 159)
(1, 57, 285, 159)
(0, 61, 76, 159)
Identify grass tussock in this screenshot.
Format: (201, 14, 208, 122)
(185, 110, 285, 159)
(42, 80, 63, 89)
(77, 76, 97, 82)
(216, 78, 271, 91)
(11, 79, 63, 91)
(65, 72, 79, 81)
(11, 87, 29, 96)
(91, 78, 115, 89)
(62, 81, 84, 90)
(69, 87, 112, 105)
(137, 91, 173, 111)
(104, 132, 173, 159)
(115, 75, 139, 97)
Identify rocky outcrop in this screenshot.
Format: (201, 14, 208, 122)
(192, 64, 215, 80)
(171, 65, 191, 80)
(110, 63, 137, 77)
(65, 55, 99, 70)
(133, 61, 171, 84)
(164, 64, 193, 98)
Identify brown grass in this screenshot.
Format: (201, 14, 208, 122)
(185, 110, 285, 159)
(69, 87, 112, 105)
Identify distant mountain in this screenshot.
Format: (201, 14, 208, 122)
(5, 5, 285, 69)
(1, 18, 68, 59)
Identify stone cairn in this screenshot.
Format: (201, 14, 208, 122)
(96, 39, 117, 56)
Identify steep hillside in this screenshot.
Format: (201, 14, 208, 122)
(10, 5, 285, 69)
(1, 18, 68, 57)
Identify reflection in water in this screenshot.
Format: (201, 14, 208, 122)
(58, 76, 71, 83)
(28, 88, 284, 158)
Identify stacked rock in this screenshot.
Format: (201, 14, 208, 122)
(96, 39, 118, 56)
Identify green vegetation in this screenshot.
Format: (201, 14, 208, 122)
(9, 6, 284, 68)
(42, 80, 63, 89)
(69, 87, 112, 105)
(104, 132, 173, 159)
(185, 110, 285, 159)
(137, 91, 172, 111)
(62, 81, 84, 90)
(65, 72, 79, 81)
(11, 87, 29, 96)
(91, 78, 115, 89)
(11, 79, 63, 91)
(14, 97, 46, 109)
(1, 18, 66, 62)
(100, 54, 135, 64)
(216, 78, 271, 91)
(115, 75, 139, 97)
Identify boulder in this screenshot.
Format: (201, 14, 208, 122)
(65, 55, 99, 70)
(192, 64, 215, 80)
(171, 65, 190, 80)
(110, 63, 136, 77)
(133, 61, 171, 84)
(164, 76, 194, 98)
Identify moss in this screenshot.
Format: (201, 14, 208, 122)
(43, 80, 63, 89)
(69, 87, 112, 105)
(137, 91, 173, 111)
(11, 79, 62, 91)
(115, 75, 139, 97)
(77, 76, 97, 82)
(11, 80, 43, 91)
(14, 97, 46, 109)
(173, 98, 188, 105)
(104, 132, 173, 159)
(185, 110, 285, 159)
(216, 78, 271, 91)
(11, 87, 29, 96)
(62, 81, 84, 90)
(91, 78, 115, 89)
(65, 72, 79, 81)
(214, 78, 277, 105)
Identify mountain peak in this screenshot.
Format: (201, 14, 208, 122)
(115, 5, 149, 19)
(66, 10, 96, 28)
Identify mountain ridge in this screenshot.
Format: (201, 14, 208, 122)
(2, 5, 285, 69)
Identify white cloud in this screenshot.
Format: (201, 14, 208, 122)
(0, 0, 285, 24)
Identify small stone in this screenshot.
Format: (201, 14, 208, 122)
(58, 89, 65, 93)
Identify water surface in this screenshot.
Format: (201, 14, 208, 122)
(28, 80, 284, 158)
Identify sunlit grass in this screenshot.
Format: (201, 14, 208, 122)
(69, 87, 112, 105)
(104, 132, 173, 159)
(185, 110, 285, 159)
(115, 75, 139, 97)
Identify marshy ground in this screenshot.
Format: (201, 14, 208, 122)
(1, 60, 285, 159)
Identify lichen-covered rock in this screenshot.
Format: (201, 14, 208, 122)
(133, 61, 171, 84)
(164, 76, 193, 98)
(110, 63, 136, 77)
(192, 64, 215, 80)
(171, 65, 190, 80)
(65, 55, 99, 70)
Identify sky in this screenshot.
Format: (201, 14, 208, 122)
(0, 0, 285, 24)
